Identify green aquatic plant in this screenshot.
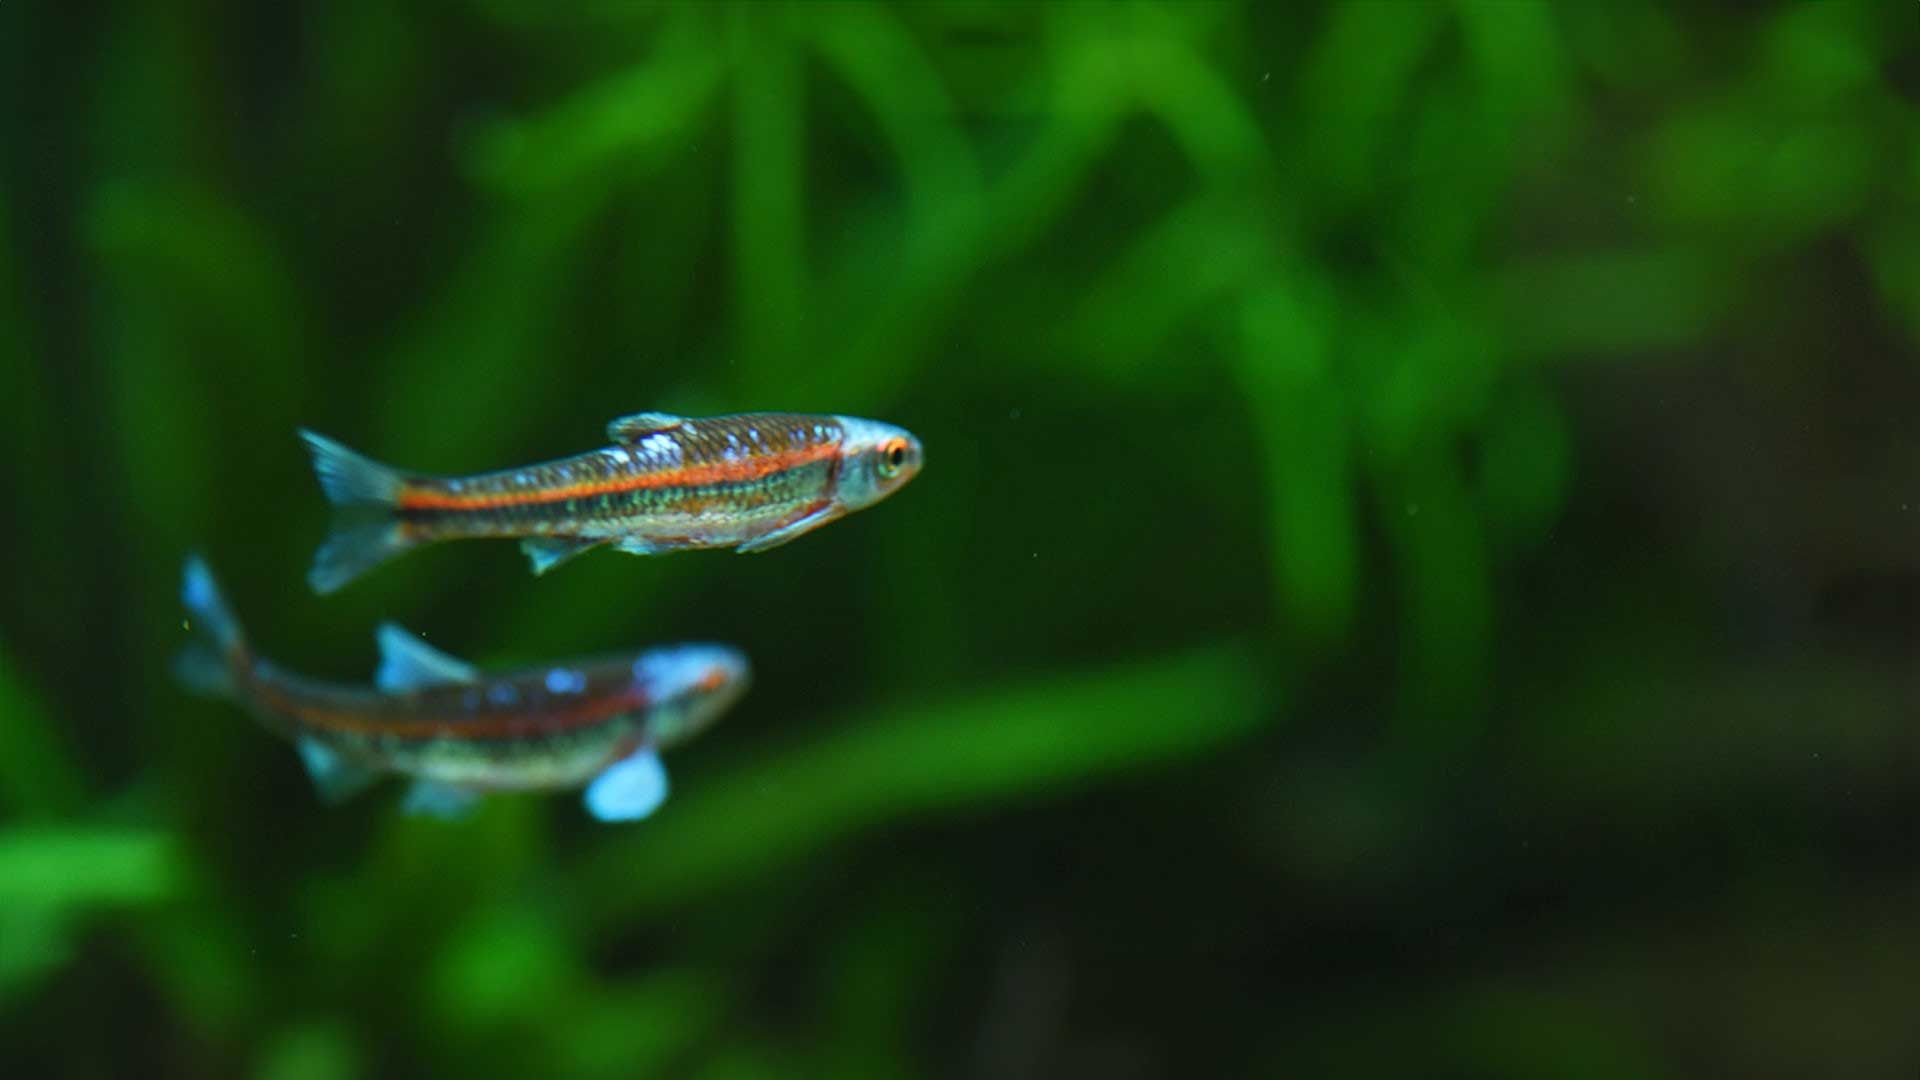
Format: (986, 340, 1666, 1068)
(5, 0, 1918, 1073)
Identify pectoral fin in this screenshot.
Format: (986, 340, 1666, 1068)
(606, 411, 687, 444)
(375, 623, 479, 691)
(521, 536, 607, 575)
(734, 505, 845, 554)
(583, 749, 668, 823)
(402, 780, 482, 820)
(297, 739, 379, 805)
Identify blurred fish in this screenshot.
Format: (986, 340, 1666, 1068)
(299, 411, 925, 593)
(173, 556, 748, 821)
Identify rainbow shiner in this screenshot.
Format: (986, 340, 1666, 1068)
(300, 411, 924, 593)
(174, 557, 749, 821)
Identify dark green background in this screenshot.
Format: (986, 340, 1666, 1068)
(5, 2, 1919, 1076)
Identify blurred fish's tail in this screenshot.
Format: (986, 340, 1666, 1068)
(299, 429, 416, 594)
(174, 555, 250, 698)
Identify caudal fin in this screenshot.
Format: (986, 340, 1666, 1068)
(174, 555, 249, 697)
(299, 429, 416, 594)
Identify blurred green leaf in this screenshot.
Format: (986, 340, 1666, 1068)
(1272, 985, 1673, 1079)
(84, 182, 307, 371)
(1121, 26, 1268, 185)
(373, 192, 611, 470)
(1298, 1, 1443, 204)
(1477, 381, 1572, 551)
(1066, 195, 1270, 374)
(1867, 216, 1920, 343)
(581, 645, 1268, 924)
(87, 3, 211, 177)
(431, 903, 579, 1030)
(555, 972, 728, 1079)
(728, 8, 808, 375)
(774, 30, 1130, 408)
(0, 646, 85, 817)
(304, 796, 546, 987)
(10, 1, 1915, 1072)
(1562, 2, 1684, 93)
(821, 874, 958, 1080)
(302, 3, 428, 170)
(1236, 281, 1357, 645)
(1522, 641, 1912, 818)
(0, 907, 71, 1001)
(1439, 990, 1673, 1080)
(488, 553, 685, 661)
(981, 32, 1133, 248)
(1646, 105, 1873, 237)
(0, 193, 86, 641)
(468, 20, 724, 193)
(1352, 300, 1496, 458)
(0, 826, 181, 912)
(86, 182, 309, 555)
(1498, 248, 1731, 358)
(257, 1021, 360, 1080)
(806, 5, 984, 262)
(699, 1043, 786, 1080)
(1454, 0, 1570, 164)
(134, 904, 259, 1040)
(1757, 3, 1874, 107)
(1380, 449, 1489, 754)
(96, 309, 214, 555)
(1386, 85, 1500, 269)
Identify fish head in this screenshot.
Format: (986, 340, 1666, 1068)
(630, 644, 751, 748)
(833, 417, 924, 510)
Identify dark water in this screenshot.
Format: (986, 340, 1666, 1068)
(4, 3, 1918, 1076)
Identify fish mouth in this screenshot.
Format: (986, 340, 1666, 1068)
(898, 434, 925, 482)
(634, 644, 749, 748)
(693, 648, 751, 700)
(637, 644, 750, 702)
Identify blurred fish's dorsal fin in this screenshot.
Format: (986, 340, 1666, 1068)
(375, 623, 478, 691)
(297, 738, 379, 804)
(606, 411, 687, 444)
(583, 749, 669, 823)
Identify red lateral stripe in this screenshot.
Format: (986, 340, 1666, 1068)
(396, 441, 838, 512)
(289, 691, 642, 740)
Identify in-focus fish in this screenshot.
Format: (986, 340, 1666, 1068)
(174, 556, 748, 821)
(299, 411, 924, 593)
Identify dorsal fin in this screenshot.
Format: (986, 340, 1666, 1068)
(375, 623, 479, 691)
(606, 411, 687, 444)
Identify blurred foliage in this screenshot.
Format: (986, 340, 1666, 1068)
(4, 0, 1920, 1075)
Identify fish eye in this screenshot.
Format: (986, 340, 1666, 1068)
(878, 439, 908, 477)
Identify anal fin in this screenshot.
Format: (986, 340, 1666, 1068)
(402, 780, 482, 820)
(520, 536, 607, 575)
(735, 505, 845, 554)
(583, 749, 668, 823)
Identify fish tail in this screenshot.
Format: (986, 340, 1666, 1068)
(174, 555, 249, 697)
(300, 428, 403, 506)
(299, 428, 417, 594)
